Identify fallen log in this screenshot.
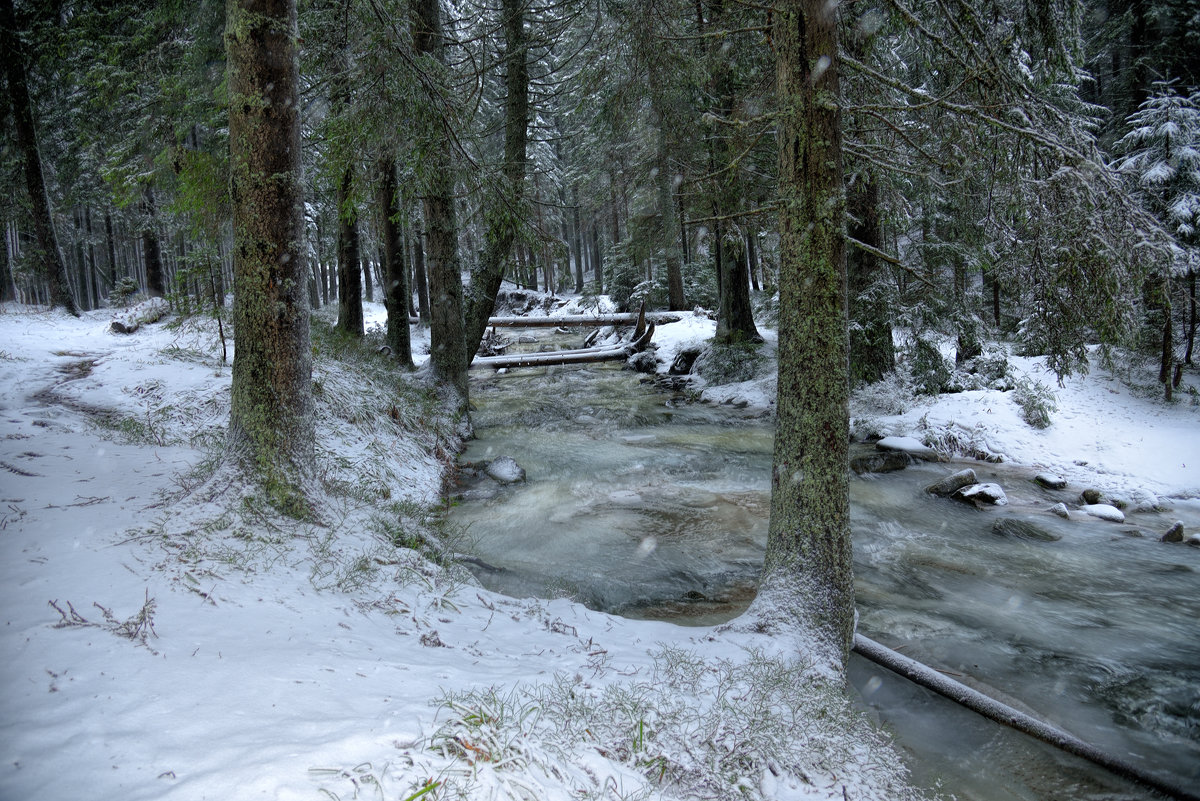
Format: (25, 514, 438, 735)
(853, 634, 1200, 801)
(472, 324, 655, 370)
(484, 312, 683, 327)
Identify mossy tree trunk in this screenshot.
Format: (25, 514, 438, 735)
(0, 0, 78, 316)
(757, 0, 854, 671)
(412, 0, 468, 415)
(226, 0, 314, 509)
(463, 0, 528, 363)
(379, 156, 414, 368)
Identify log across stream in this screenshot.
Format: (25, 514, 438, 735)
(449, 340, 1200, 801)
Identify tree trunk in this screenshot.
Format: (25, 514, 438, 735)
(226, 0, 314, 507)
(1160, 281, 1173, 402)
(0, 0, 78, 315)
(847, 171, 894, 385)
(591, 222, 603, 292)
(463, 0, 528, 362)
(413, 0, 468, 413)
(0, 218, 13, 302)
(379, 157, 414, 368)
(104, 209, 118, 291)
(658, 122, 686, 311)
(747, 227, 760, 293)
(413, 227, 430, 322)
(141, 186, 166, 298)
(1185, 269, 1195, 365)
(336, 166, 364, 337)
(756, 0, 854, 670)
(362, 255, 374, 302)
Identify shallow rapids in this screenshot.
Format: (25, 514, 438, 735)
(451, 350, 1200, 801)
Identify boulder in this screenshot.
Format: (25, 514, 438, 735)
(484, 456, 526, 484)
(1080, 488, 1104, 505)
(1081, 503, 1125, 523)
(1048, 502, 1071, 519)
(955, 483, 1009, 506)
(992, 518, 1061, 542)
(851, 451, 910, 474)
(875, 436, 939, 461)
(1161, 521, 1185, 543)
(1034, 472, 1067, 490)
(627, 351, 658, 373)
(1130, 488, 1168, 513)
(925, 468, 978, 497)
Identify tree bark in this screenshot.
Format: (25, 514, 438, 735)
(1185, 269, 1195, 365)
(0, 0, 78, 315)
(141, 186, 166, 298)
(463, 0, 528, 363)
(336, 166, 364, 337)
(379, 157, 414, 368)
(847, 171, 894, 384)
(413, 226, 430, 322)
(413, 0, 468, 414)
(226, 0, 315, 507)
(756, 0, 854, 670)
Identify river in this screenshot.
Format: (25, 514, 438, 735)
(450, 339, 1200, 801)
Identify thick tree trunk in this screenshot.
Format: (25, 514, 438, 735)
(413, 0, 468, 413)
(336, 167, 364, 337)
(226, 0, 314, 506)
(379, 157, 414, 368)
(0, 0, 78, 315)
(756, 0, 853, 670)
(463, 0, 528, 362)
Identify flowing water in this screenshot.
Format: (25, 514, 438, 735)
(452, 337, 1200, 800)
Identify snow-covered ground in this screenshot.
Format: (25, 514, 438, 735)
(1, 299, 1196, 801)
(0, 302, 923, 801)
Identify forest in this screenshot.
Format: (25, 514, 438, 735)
(2, 0, 1200, 800)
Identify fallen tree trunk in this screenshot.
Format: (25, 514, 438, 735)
(485, 312, 683, 327)
(472, 324, 655, 370)
(853, 634, 1200, 801)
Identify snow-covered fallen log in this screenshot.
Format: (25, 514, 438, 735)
(472, 324, 655, 370)
(852, 634, 1200, 801)
(109, 297, 169, 334)
(484, 312, 683, 327)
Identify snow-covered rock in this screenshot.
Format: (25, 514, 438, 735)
(1082, 503, 1125, 523)
(956, 483, 1009, 506)
(1048, 502, 1071, 519)
(485, 456, 526, 484)
(1034, 472, 1067, 490)
(875, 435, 938, 461)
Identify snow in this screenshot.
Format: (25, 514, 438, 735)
(2, 298, 1197, 801)
(874, 436, 937, 461)
(0, 303, 925, 801)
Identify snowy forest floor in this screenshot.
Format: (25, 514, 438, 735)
(1, 298, 1197, 801)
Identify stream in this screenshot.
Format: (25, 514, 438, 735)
(451, 335, 1200, 801)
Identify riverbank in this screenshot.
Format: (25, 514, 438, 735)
(0, 302, 928, 801)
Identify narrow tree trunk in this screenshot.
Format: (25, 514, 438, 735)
(226, 0, 314, 504)
(747, 227, 760, 292)
(847, 171, 894, 384)
(413, 0, 468, 413)
(657, 119, 685, 311)
(141, 186, 166, 297)
(413, 227, 430, 323)
(462, 0, 528, 362)
(336, 167, 364, 337)
(572, 194, 584, 294)
(0, 218, 14, 302)
(1160, 284, 1173, 402)
(591, 222, 603, 292)
(362, 255, 374, 302)
(104, 209, 118, 291)
(0, 0, 77, 315)
(756, 0, 853, 670)
(1185, 269, 1196, 365)
(379, 157, 414, 368)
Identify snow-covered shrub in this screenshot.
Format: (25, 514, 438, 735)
(851, 370, 914, 416)
(1013, 377, 1057, 429)
(908, 337, 951, 395)
(692, 340, 766, 385)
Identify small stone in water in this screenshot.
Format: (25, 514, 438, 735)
(485, 456, 526, 484)
(1048, 502, 1070, 519)
(1161, 521, 1185, 543)
(956, 483, 1008, 506)
(1034, 472, 1067, 490)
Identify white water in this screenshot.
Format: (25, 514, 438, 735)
(453, 353, 1200, 801)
